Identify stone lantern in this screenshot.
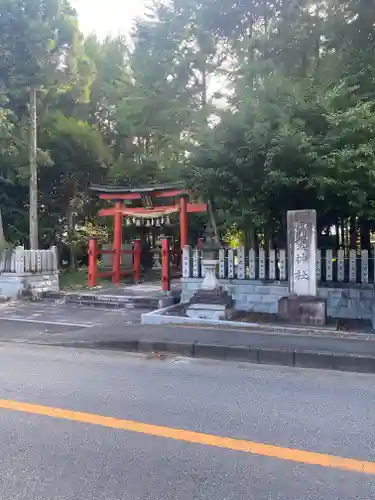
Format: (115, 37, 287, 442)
(186, 227, 233, 321)
(200, 228, 220, 290)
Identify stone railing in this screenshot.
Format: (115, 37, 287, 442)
(182, 246, 374, 284)
(0, 246, 59, 274)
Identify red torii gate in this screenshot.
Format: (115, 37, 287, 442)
(89, 184, 207, 287)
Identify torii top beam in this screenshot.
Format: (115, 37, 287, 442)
(90, 183, 207, 251)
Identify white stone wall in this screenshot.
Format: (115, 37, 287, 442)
(0, 247, 59, 274)
(182, 246, 373, 285)
(0, 247, 60, 297)
(180, 278, 375, 321)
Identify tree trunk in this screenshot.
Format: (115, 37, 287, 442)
(264, 7, 269, 57)
(345, 219, 350, 247)
(67, 206, 76, 270)
(249, 227, 256, 249)
(248, 16, 255, 90)
(0, 208, 5, 243)
(201, 57, 219, 244)
(29, 87, 38, 249)
(207, 198, 219, 244)
(201, 56, 207, 111)
(350, 217, 357, 249)
(314, 18, 321, 71)
(0, 207, 5, 248)
(340, 219, 345, 248)
(335, 219, 340, 248)
(359, 218, 370, 250)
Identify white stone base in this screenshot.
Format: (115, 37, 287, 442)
(0, 275, 25, 299)
(0, 272, 59, 298)
(186, 303, 229, 321)
(25, 272, 59, 294)
(201, 259, 219, 290)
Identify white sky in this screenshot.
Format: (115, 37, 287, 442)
(70, 0, 229, 104)
(71, 0, 147, 39)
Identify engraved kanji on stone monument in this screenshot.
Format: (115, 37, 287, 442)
(326, 249, 333, 281)
(192, 249, 201, 278)
(278, 249, 286, 280)
(349, 249, 356, 283)
(316, 248, 321, 281)
(227, 249, 235, 279)
(269, 249, 276, 280)
(259, 249, 266, 280)
(219, 248, 226, 278)
(237, 247, 245, 279)
(249, 249, 256, 279)
(361, 249, 369, 283)
(182, 246, 191, 278)
(337, 249, 345, 282)
(287, 210, 317, 296)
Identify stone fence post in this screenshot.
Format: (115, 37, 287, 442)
(15, 246, 25, 274)
(182, 246, 191, 278)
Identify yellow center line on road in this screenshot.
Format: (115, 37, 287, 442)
(0, 398, 373, 475)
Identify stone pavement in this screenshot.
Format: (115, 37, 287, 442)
(1, 300, 375, 373)
(74, 282, 181, 297)
(43, 281, 181, 309)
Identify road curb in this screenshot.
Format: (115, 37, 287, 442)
(141, 306, 375, 336)
(48, 339, 375, 374)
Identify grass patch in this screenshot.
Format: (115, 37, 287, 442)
(59, 267, 154, 290)
(58, 267, 103, 290)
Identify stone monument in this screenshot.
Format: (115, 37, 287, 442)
(278, 209, 327, 325)
(152, 240, 162, 269)
(186, 228, 233, 320)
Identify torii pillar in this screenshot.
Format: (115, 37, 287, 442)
(112, 201, 123, 285)
(180, 196, 188, 252)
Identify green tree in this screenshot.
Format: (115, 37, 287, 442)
(0, 0, 80, 248)
(37, 111, 110, 263)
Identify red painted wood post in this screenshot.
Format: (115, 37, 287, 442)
(112, 202, 123, 285)
(179, 196, 188, 254)
(88, 238, 98, 287)
(133, 239, 141, 283)
(162, 238, 171, 292)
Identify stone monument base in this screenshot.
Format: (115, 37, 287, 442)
(186, 303, 230, 321)
(0, 272, 59, 299)
(278, 296, 327, 326)
(186, 288, 233, 321)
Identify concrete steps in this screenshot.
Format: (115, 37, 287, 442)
(38, 291, 178, 310)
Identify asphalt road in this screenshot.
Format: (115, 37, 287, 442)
(0, 342, 374, 499)
(2, 301, 375, 360)
(0, 301, 147, 341)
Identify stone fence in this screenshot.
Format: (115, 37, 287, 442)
(182, 246, 374, 284)
(0, 246, 59, 298)
(0, 246, 59, 274)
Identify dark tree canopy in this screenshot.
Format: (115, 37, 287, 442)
(0, 0, 374, 249)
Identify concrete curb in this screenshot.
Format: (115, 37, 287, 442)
(47, 339, 375, 374)
(141, 304, 374, 336)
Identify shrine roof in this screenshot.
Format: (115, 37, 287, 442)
(90, 183, 186, 195)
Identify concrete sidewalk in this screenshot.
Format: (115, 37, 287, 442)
(2, 300, 375, 373)
(25, 321, 375, 374)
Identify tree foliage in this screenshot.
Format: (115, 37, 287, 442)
(0, 0, 374, 249)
